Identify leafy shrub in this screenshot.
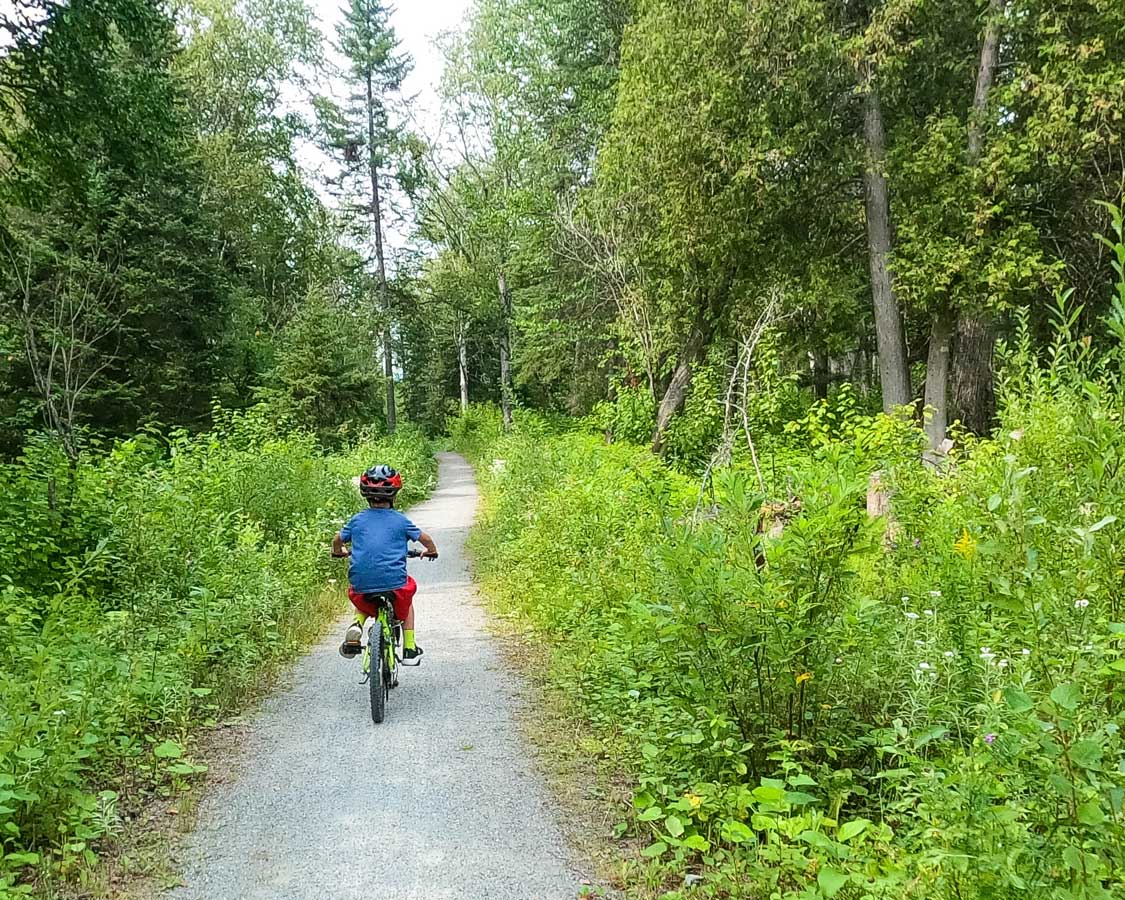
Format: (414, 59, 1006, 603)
(454, 294, 1125, 898)
(0, 409, 433, 892)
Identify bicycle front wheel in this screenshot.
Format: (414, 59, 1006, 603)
(369, 626, 387, 724)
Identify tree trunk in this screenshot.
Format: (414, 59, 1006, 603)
(497, 270, 513, 432)
(951, 0, 1006, 438)
(862, 83, 912, 413)
(652, 292, 722, 454)
(366, 69, 395, 432)
(923, 306, 955, 452)
(457, 319, 469, 413)
(810, 349, 829, 401)
(952, 313, 996, 434)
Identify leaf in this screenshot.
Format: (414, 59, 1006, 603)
(818, 867, 849, 897)
(784, 791, 819, 806)
(641, 841, 667, 858)
(665, 814, 684, 838)
(1077, 800, 1105, 825)
(987, 494, 1002, 511)
(1003, 687, 1033, 712)
(682, 834, 710, 852)
(752, 784, 786, 803)
(1069, 740, 1102, 770)
(637, 806, 663, 822)
(1088, 515, 1117, 532)
(1050, 683, 1081, 711)
(838, 819, 870, 842)
(153, 740, 184, 759)
(722, 820, 756, 843)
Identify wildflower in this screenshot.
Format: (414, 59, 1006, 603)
(901, 595, 911, 602)
(796, 672, 813, 685)
(913, 538, 922, 549)
(997, 659, 1009, 670)
(943, 651, 955, 659)
(918, 662, 932, 671)
(1009, 429, 1024, 442)
(924, 609, 935, 616)
(1075, 598, 1090, 609)
(834, 657, 843, 664)
(983, 733, 996, 745)
(915, 639, 926, 646)
(685, 793, 703, 809)
(929, 590, 942, 598)
(955, 528, 977, 560)
(905, 612, 920, 621)
(328, 578, 337, 585)
(980, 648, 996, 661)
(1021, 648, 1031, 656)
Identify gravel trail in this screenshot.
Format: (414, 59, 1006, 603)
(171, 453, 586, 900)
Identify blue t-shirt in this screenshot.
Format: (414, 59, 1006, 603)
(340, 508, 422, 593)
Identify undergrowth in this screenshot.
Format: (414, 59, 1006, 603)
(455, 285, 1125, 898)
(0, 410, 434, 896)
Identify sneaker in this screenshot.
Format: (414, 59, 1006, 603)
(401, 646, 424, 665)
(339, 622, 363, 659)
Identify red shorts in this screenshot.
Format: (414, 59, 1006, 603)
(348, 576, 417, 622)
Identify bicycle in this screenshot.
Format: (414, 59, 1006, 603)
(332, 549, 427, 724)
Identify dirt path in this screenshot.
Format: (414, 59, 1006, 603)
(170, 453, 586, 900)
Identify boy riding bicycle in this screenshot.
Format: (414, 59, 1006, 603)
(332, 465, 438, 663)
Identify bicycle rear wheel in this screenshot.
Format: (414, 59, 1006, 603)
(369, 625, 387, 724)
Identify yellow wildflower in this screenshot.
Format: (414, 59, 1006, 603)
(796, 672, 813, 685)
(954, 528, 977, 560)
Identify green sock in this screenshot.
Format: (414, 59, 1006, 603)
(404, 629, 416, 651)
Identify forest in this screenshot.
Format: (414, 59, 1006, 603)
(2, 0, 1125, 897)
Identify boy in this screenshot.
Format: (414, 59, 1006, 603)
(332, 465, 438, 663)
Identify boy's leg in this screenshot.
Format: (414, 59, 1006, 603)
(393, 577, 422, 663)
(341, 588, 373, 658)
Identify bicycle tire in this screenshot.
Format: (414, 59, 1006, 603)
(369, 625, 387, 724)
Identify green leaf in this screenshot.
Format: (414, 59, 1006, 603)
(153, 740, 184, 759)
(838, 819, 870, 842)
(722, 820, 756, 844)
(1077, 800, 1105, 825)
(641, 841, 667, 858)
(682, 834, 710, 852)
(1088, 515, 1117, 532)
(1050, 683, 1081, 711)
(818, 867, 849, 897)
(1069, 740, 1102, 770)
(987, 494, 1002, 511)
(637, 806, 663, 822)
(665, 815, 684, 838)
(752, 784, 786, 803)
(1004, 687, 1033, 712)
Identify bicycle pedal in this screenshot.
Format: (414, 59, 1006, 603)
(399, 657, 422, 667)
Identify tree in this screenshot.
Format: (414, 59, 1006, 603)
(331, 0, 411, 432)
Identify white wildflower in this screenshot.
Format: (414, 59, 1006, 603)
(918, 662, 932, 671)
(997, 659, 1009, 670)
(929, 590, 942, 598)
(943, 651, 956, 659)
(924, 609, 935, 616)
(905, 612, 920, 621)
(1021, 648, 1031, 656)
(1075, 599, 1090, 610)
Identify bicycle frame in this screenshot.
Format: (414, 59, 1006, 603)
(360, 598, 401, 682)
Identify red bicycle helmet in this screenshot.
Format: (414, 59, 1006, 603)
(359, 465, 402, 502)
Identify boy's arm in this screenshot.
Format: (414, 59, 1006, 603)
(332, 531, 350, 558)
(415, 530, 439, 559)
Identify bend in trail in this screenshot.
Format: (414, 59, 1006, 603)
(171, 453, 587, 900)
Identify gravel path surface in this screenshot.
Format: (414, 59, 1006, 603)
(170, 453, 587, 900)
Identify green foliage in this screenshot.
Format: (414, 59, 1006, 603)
(456, 279, 1125, 897)
(0, 411, 433, 890)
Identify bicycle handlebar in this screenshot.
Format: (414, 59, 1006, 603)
(332, 549, 437, 560)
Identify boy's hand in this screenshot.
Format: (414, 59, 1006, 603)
(331, 548, 351, 559)
(422, 550, 439, 561)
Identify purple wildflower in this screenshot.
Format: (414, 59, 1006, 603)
(983, 733, 996, 745)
